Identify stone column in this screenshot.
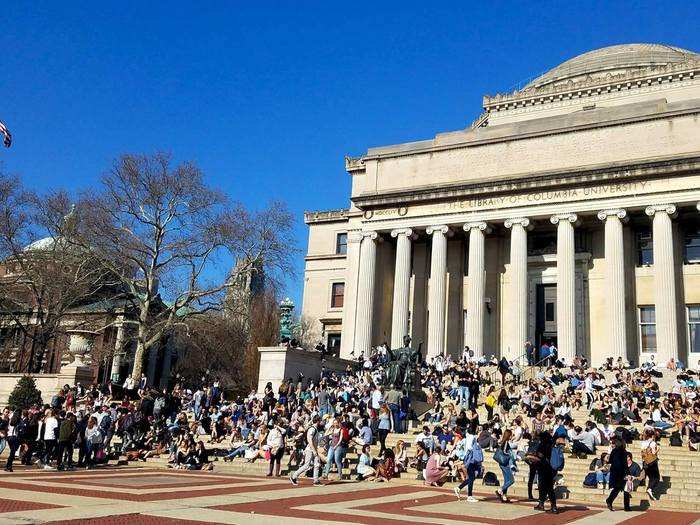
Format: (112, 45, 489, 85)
(110, 321, 125, 382)
(504, 218, 529, 361)
(390, 228, 413, 349)
(354, 231, 379, 358)
(598, 209, 628, 363)
(463, 222, 490, 358)
(645, 204, 679, 363)
(550, 213, 578, 362)
(426, 225, 449, 360)
(340, 231, 363, 358)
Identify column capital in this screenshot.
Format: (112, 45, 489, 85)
(597, 208, 627, 221)
(426, 224, 450, 236)
(550, 213, 578, 225)
(359, 231, 379, 241)
(390, 228, 414, 239)
(504, 217, 530, 229)
(645, 204, 677, 217)
(462, 221, 491, 233)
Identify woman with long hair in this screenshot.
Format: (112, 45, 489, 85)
(423, 445, 450, 487)
(377, 404, 391, 455)
(495, 429, 514, 503)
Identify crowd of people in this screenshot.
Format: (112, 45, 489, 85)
(1, 339, 699, 515)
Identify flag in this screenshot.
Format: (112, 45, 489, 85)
(0, 120, 11, 147)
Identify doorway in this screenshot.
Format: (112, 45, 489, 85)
(536, 283, 557, 356)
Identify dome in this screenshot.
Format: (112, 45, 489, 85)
(23, 237, 58, 251)
(525, 43, 698, 90)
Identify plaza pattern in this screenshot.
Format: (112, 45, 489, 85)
(0, 467, 699, 524)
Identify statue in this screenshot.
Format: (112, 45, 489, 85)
(279, 298, 294, 342)
(385, 335, 422, 392)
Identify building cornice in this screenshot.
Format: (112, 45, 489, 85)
(351, 153, 700, 208)
(304, 208, 350, 224)
(483, 58, 700, 111)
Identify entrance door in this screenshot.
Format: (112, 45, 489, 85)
(536, 283, 557, 356)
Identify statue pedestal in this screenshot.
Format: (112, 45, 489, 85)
(257, 346, 354, 392)
(58, 361, 94, 388)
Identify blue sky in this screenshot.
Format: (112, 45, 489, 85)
(2, 1, 698, 306)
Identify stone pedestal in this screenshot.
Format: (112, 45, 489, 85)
(257, 346, 355, 392)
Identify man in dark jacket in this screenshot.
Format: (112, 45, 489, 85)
(57, 413, 76, 470)
(605, 436, 631, 511)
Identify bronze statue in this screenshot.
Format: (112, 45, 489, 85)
(385, 335, 421, 391)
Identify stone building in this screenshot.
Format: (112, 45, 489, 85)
(302, 43, 700, 367)
(0, 237, 178, 387)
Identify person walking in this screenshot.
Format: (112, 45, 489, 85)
(495, 429, 515, 503)
(290, 415, 323, 486)
(453, 432, 483, 503)
(640, 428, 661, 501)
(4, 410, 21, 472)
(605, 436, 631, 511)
(533, 432, 559, 514)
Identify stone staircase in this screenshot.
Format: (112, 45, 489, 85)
(137, 424, 700, 511)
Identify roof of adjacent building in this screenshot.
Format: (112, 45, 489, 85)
(525, 43, 698, 90)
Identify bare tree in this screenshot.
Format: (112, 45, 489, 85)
(73, 152, 295, 380)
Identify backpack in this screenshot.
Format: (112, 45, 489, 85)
(669, 432, 683, 447)
(583, 472, 598, 487)
(482, 471, 499, 486)
(550, 445, 565, 471)
(467, 441, 484, 465)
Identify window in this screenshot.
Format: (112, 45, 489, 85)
(639, 306, 656, 353)
(327, 333, 341, 355)
(335, 233, 347, 255)
(636, 228, 653, 266)
(689, 305, 700, 353)
(684, 226, 700, 264)
(330, 282, 344, 308)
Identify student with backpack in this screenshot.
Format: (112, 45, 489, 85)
(290, 415, 323, 486)
(453, 432, 483, 503)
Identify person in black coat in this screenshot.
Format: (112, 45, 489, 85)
(605, 436, 631, 511)
(533, 431, 558, 514)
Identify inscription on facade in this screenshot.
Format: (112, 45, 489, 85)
(445, 180, 650, 210)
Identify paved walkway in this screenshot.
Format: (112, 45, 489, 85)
(0, 466, 699, 524)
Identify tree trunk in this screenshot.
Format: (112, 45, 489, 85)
(131, 328, 147, 380)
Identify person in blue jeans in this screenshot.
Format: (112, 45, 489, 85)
(496, 430, 515, 503)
